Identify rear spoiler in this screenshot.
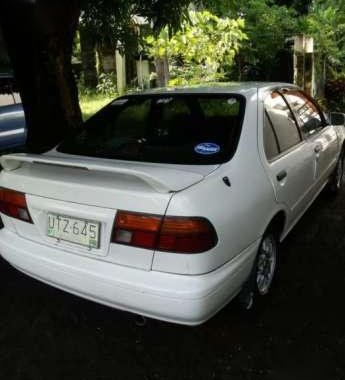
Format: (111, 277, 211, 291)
(0, 153, 204, 193)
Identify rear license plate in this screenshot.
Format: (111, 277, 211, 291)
(47, 213, 100, 249)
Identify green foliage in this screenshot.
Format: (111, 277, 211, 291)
(80, 0, 137, 53)
(79, 92, 115, 120)
(80, 0, 195, 54)
(96, 73, 117, 96)
(169, 62, 224, 86)
(145, 10, 247, 84)
(267, 0, 312, 14)
(301, 0, 345, 72)
(200, 0, 298, 80)
(325, 77, 345, 112)
(207, 0, 345, 80)
(78, 0, 197, 92)
(242, 1, 297, 66)
(72, 31, 82, 64)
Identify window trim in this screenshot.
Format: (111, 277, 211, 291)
(280, 89, 327, 138)
(277, 90, 303, 142)
(263, 110, 281, 161)
(264, 110, 306, 164)
(263, 90, 303, 162)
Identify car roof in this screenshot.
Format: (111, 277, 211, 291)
(133, 82, 298, 97)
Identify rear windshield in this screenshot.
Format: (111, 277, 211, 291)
(58, 94, 246, 165)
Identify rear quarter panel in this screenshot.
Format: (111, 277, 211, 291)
(152, 90, 282, 275)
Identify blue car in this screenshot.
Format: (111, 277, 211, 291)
(0, 74, 26, 151)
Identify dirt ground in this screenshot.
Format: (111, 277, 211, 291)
(1, 190, 345, 380)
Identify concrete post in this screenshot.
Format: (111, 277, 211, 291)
(293, 35, 315, 96)
(115, 49, 126, 95)
(136, 57, 150, 89)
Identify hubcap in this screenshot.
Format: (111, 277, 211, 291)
(256, 235, 277, 295)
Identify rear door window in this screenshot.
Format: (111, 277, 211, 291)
(264, 91, 301, 153)
(58, 94, 246, 165)
(283, 90, 323, 136)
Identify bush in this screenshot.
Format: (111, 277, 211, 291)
(169, 61, 226, 86)
(325, 77, 345, 112)
(96, 73, 117, 96)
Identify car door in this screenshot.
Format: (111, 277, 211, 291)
(262, 90, 316, 222)
(0, 81, 26, 151)
(283, 89, 338, 185)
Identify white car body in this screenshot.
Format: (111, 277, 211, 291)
(0, 83, 344, 325)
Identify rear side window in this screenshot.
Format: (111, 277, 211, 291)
(263, 111, 280, 160)
(283, 90, 323, 135)
(109, 99, 151, 139)
(58, 94, 246, 165)
(264, 91, 301, 154)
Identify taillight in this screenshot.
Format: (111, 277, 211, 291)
(158, 216, 217, 253)
(0, 187, 32, 223)
(113, 211, 162, 250)
(112, 211, 217, 253)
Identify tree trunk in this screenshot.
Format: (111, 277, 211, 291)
(0, 0, 82, 153)
(0, 26, 10, 69)
(79, 26, 98, 89)
(98, 44, 116, 74)
(155, 56, 169, 87)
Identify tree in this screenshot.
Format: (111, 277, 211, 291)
(145, 10, 247, 86)
(79, 27, 98, 88)
(202, 0, 298, 80)
(240, 0, 297, 80)
(80, 0, 133, 77)
(0, 27, 10, 72)
(0, 0, 82, 152)
(302, 0, 345, 77)
(275, 0, 312, 14)
(0, 0, 192, 152)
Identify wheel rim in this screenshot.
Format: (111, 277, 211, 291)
(336, 156, 344, 189)
(256, 234, 277, 295)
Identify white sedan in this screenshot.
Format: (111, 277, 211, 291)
(0, 83, 344, 325)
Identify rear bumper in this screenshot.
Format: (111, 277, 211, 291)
(0, 229, 258, 325)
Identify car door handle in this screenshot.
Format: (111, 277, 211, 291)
(276, 170, 287, 182)
(314, 144, 322, 154)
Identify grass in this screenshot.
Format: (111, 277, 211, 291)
(79, 93, 116, 121)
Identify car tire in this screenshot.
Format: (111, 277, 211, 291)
(328, 149, 345, 195)
(238, 229, 279, 311)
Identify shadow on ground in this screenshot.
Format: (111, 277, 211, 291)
(1, 190, 345, 380)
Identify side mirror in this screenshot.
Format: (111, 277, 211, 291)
(330, 112, 345, 126)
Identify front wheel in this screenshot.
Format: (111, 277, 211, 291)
(239, 231, 278, 310)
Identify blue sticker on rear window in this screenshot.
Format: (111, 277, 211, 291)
(194, 143, 220, 155)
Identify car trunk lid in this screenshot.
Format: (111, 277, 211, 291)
(0, 153, 218, 270)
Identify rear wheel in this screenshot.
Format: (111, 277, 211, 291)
(239, 230, 278, 310)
